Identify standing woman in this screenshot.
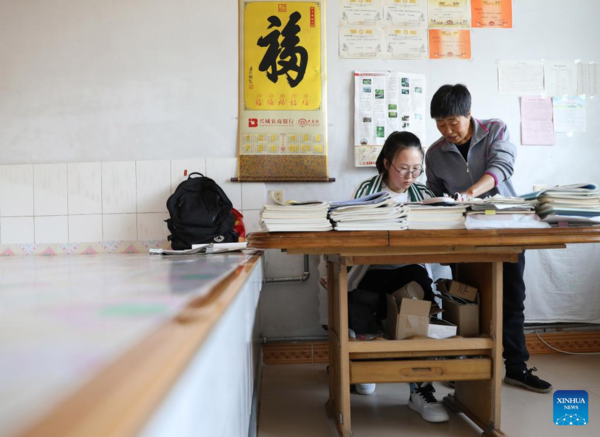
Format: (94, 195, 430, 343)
(350, 131, 450, 423)
(426, 84, 552, 394)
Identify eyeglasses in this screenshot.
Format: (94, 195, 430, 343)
(390, 162, 422, 178)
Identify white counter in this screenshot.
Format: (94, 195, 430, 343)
(0, 253, 263, 437)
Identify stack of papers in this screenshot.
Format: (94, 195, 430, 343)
(521, 183, 600, 226)
(328, 192, 408, 231)
(407, 205, 467, 230)
(259, 202, 332, 232)
(464, 195, 548, 229)
(150, 242, 248, 255)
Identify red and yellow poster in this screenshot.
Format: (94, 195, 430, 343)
(428, 29, 471, 60)
(471, 0, 512, 29)
(238, 1, 328, 181)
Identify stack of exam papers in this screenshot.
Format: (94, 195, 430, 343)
(328, 192, 408, 230)
(259, 201, 332, 232)
(149, 242, 248, 255)
(521, 183, 600, 226)
(407, 205, 467, 230)
(464, 195, 548, 229)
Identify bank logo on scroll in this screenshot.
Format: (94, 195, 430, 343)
(554, 390, 588, 426)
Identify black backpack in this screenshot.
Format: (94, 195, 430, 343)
(165, 172, 238, 250)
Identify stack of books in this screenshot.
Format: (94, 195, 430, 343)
(406, 205, 467, 230)
(259, 201, 332, 232)
(328, 192, 408, 230)
(521, 183, 600, 227)
(464, 195, 548, 229)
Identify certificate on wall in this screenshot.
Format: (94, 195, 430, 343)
(339, 26, 384, 59)
(471, 0, 513, 29)
(384, 28, 428, 60)
(354, 71, 426, 167)
(429, 29, 471, 59)
(428, 0, 470, 29)
(383, 0, 428, 28)
(340, 0, 384, 26)
(239, 0, 329, 181)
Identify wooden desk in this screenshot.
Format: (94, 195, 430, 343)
(248, 228, 600, 436)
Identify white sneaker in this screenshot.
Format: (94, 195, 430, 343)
(349, 329, 377, 395)
(356, 383, 376, 395)
(408, 384, 449, 422)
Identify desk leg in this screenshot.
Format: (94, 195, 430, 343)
(445, 262, 504, 436)
(326, 260, 352, 437)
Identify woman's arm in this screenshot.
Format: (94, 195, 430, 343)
(464, 173, 496, 198)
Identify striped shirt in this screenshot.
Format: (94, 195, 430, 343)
(353, 174, 435, 201)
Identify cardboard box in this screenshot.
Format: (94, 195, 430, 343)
(386, 296, 430, 340)
(435, 279, 478, 302)
(428, 317, 457, 339)
(442, 294, 480, 337)
(392, 281, 425, 300)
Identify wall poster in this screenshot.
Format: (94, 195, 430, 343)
(238, 0, 329, 181)
(354, 70, 426, 167)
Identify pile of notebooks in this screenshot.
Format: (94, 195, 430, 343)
(521, 183, 600, 227)
(463, 195, 548, 229)
(259, 201, 332, 232)
(328, 192, 408, 230)
(406, 205, 467, 230)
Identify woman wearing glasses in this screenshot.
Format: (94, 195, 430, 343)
(350, 131, 450, 423)
(354, 131, 433, 202)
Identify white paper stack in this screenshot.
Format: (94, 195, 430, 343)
(407, 205, 467, 230)
(408, 204, 467, 229)
(259, 201, 332, 232)
(521, 183, 600, 226)
(329, 192, 408, 231)
(464, 195, 548, 229)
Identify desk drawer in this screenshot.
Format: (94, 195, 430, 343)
(350, 358, 491, 384)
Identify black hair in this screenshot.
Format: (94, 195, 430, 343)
(430, 84, 471, 119)
(375, 131, 424, 175)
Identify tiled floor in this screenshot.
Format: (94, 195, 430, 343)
(258, 354, 600, 436)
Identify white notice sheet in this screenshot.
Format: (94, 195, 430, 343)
(577, 62, 599, 96)
(553, 96, 586, 133)
(544, 62, 577, 97)
(498, 61, 544, 96)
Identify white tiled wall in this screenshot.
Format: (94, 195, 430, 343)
(0, 165, 34, 217)
(68, 163, 102, 215)
(69, 215, 103, 243)
(136, 161, 170, 213)
(1, 217, 35, 244)
(35, 216, 69, 244)
(34, 164, 68, 216)
(102, 161, 137, 214)
(103, 214, 138, 241)
(0, 158, 263, 245)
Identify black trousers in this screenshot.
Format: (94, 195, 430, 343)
(502, 252, 529, 372)
(452, 253, 529, 372)
(357, 265, 434, 321)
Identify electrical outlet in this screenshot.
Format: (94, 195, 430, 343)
(268, 190, 285, 204)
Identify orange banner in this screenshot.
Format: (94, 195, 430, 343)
(471, 0, 513, 29)
(428, 29, 471, 60)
